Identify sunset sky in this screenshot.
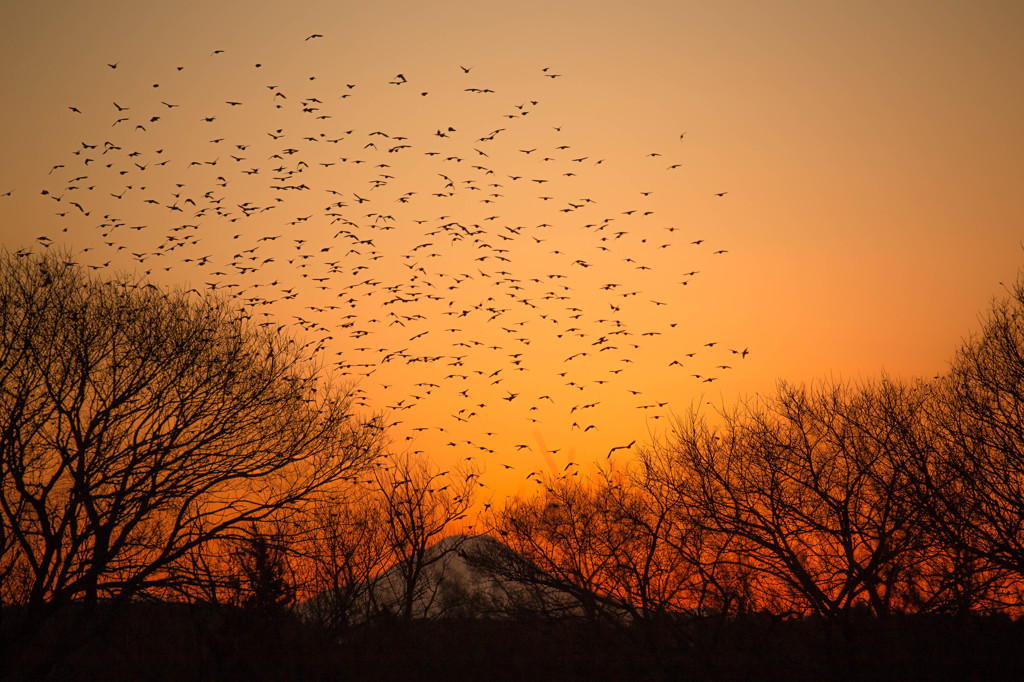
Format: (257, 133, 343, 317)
(2, 0, 1022, 502)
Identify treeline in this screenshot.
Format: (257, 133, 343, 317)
(4, 249, 1024, 680)
(472, 276, 1024, 626)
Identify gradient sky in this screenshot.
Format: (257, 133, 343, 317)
(2, 0, 1023, 503)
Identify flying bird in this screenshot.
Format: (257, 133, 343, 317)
(607, 440, 636, 457)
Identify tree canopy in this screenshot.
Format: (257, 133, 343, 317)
(0, 250, 384, 613)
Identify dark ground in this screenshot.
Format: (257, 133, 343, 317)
(3, 604, 1023, 681)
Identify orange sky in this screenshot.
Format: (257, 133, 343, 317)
(2, 0, 1023, 503)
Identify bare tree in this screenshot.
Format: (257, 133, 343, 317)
(660, 379, 938, 621)
(365, 451, 478, 620)
(478, 475, 634, 622)
(476, 463, 726, 632)
(585, 464, 702, 623)
(0, 251, 384, 627)
(911, 275, 1024, 604)
(297, 489, 393, 632)
(638, 442, 759, 620)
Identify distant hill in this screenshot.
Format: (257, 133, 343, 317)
(300, 533, 588, 624)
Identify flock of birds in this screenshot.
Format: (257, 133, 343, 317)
(10, 34, 750, 490)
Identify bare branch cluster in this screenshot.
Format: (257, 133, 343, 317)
(471, 274, 1024, 625)
(0, 250, 384, 620)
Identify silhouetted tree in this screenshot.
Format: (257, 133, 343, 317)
(233, 522, 297, 616)
(659, 379, 937, 622)
(910, 275, 1024, 606)
(587, 464, 702, 623)
(366, 451, 478, 620)
(0, 251, 384, 643)
(299, 488, 393, 632)
(479, 475, 633, 622)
